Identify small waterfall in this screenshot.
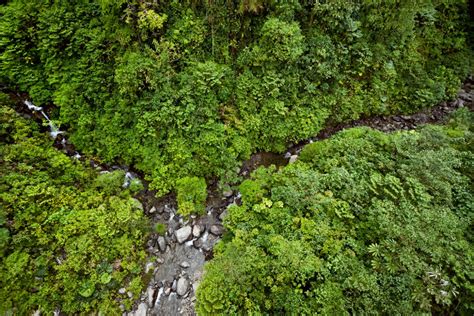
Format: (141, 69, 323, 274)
(40, 110, 63, 139)
(24, 100, 64, 139)
(24, 100, 42, 112)
(122, 172, 134, 188)
(185, 239, 195, 247)
(202, 231, 209, 243)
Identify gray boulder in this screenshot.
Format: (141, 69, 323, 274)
(157, 236, 166, 253)
(210, 224, 224, 236)
(176, 277, 189, 296)
(135, 302, 147, 316)
(289, 155, 298, 164)
(175, 226, 192, 244)
(192, 225, 202, 238)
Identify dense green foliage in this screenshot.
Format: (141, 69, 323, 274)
(0, 104, 149, 314)
(0, 1, 473, 314)
(197, 110, 474, 315)
(176, 176, 207, 216)
(1, 0, 472, 194)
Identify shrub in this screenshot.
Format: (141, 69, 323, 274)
(129, 178, 144, 193)
(176, 176, 207, 217)
(154, 223, 167, 236)
(93, 170, 126, 195)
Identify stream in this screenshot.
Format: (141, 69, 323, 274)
(14, 76, 473, 316)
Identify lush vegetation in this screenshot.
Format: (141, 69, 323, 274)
(1, 0, 472, 195)
(197, 110, 474, 315)
(0, 1, 473, 314)
(0, 103, 149, 314)
(176, 176, 208, 217)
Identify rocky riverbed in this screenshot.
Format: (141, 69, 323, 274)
(124, 192, 231, 316)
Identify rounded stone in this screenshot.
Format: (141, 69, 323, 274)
(176, 277, 189, 296)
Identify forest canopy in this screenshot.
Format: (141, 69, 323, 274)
(0, 0, 473, 315)
(1, 0, 472, 194)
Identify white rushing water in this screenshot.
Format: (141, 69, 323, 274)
(155, 287, 164, 306)
(24, 100, 63, 139)
(24, 100, 42, 112)
(122, 171, 134, 188)
(201, 231, 209, 243)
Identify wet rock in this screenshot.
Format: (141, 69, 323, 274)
(149, 206, 156, 214)
(210, 224, 224, 236)
(284, 152, 292, 159)
(145, 262, 154, 274)
(131, 198, 143, 211)
(193, 239, 203, 249)
(180, 261, 190, 269)
(164, 287, 171, 296)
(118, 288, 126, 294)
(202, 242, 212, 253)
(175, 226, 192, 244)
(157, 236, 167, 253)
(165, 234, 173, 245)
(458, 91, 472, 101)
(127, 291, 133, 298)
(289, 155, 298, 164)
(172, 279, 177, 292)
(147, 287, 155, 306)
(219, 211, 227, 221)
(156, 258, 164, 264)
(176, 277, 189, 296)
(223, 189, 233, 198)
(412, 113, 428, 122)
(192, 225, 202, 238)
(146, 239, 155, 248)
(135, 302, 147, 316)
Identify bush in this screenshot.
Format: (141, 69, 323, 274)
(129, 178, 144, 193)
(176, 176, 207, 217)
(154, 223, 167, 236)
(93, 170, 126, 195)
